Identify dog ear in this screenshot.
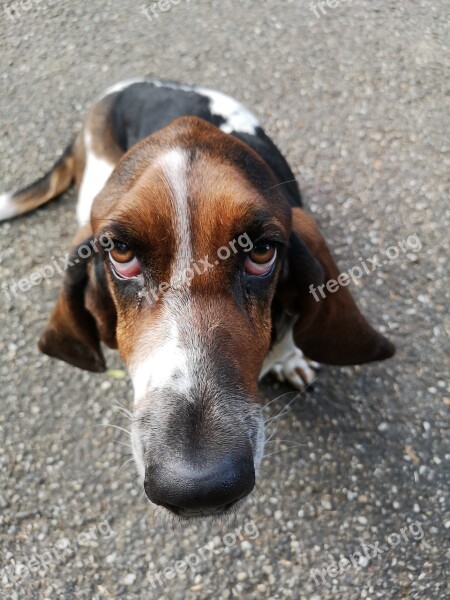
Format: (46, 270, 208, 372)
(276, 207, 395, 365)
(38, 228, 117, 372)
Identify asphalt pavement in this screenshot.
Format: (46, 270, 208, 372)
(0, 1, 449, 598)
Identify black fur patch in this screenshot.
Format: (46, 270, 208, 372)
(110, 82, 226, 151)
(108, 81, 302, 207)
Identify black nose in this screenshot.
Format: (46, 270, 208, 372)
(144, 454, 255, 516)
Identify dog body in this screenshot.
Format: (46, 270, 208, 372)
(1, 79, 394, 517)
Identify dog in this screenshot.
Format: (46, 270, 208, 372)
(0, 78, 395, 517)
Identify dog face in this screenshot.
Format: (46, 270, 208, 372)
(39, 118, 394, 517)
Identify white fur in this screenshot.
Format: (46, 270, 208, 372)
(261, 328, 319, 390)
(253, 415, 265, 472)
(156, 149, 192, 280)
(196, 87, 260, 135)
(0, 193, 15, 221)
(131, 427, 146, 481)
(130, 321, 192, 403)
(76, 132, 115, 225)
(148, 78, 184, 90)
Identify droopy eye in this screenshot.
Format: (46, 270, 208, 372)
(244, 242, 277, 276)
(108, 241, 142, 279)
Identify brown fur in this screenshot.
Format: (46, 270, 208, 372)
(277, 208, 395, 364)
(37, 117, 394, 380)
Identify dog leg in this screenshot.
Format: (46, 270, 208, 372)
(260, 327, 319, 390)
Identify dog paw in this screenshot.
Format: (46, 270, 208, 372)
(269, 348, 319, 390)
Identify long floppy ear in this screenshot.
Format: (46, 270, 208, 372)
(38, 227, 117, 372)
(276, 207, 395, 365)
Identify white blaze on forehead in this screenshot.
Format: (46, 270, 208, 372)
(130, 320, 192, 404)
(129, 149, 197, 405)
(155, 149, 192, 282)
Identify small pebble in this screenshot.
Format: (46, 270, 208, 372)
(122, 573, 136, 585)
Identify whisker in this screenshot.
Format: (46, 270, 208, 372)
(153, 506, 168, 527)
(113, 399, 133, 411)
(262, 392, 298, 422)
(102, 423, 132, 437)
(113, 440, 133, 448)
(265, 439, 307, 447)
(262, 448, 293, 459)
(264, 175, 314, 192)
(264, 423, 280, 444)
(116, 457, 135, 477)
(264, 377, 317, 425)
(261, 390, 298, 412)
(249, 491, 260, 507)
(117, 452, 133, 461)
(264, 394, 299, 425)
(114, 406, 134, 421)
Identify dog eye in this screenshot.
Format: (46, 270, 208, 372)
(109, 242, 142, 278)
(244, 242, 277, 276)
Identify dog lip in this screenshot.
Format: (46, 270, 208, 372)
(158, 498, 245, 518)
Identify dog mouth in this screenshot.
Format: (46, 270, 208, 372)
(155, 497, 248, 519)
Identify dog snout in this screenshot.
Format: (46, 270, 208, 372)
(144, 453, 255, 516)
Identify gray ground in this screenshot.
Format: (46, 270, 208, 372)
(0, 0, 449, 599)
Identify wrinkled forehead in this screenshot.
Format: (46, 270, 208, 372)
(92, 144, 291, 255)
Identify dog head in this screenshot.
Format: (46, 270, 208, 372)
(39, 117, 394, 517)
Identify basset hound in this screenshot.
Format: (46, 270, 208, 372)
(0, 78, 395, 517)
